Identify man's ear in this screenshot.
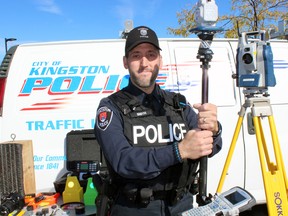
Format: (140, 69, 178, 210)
(123, 56, 128, 69)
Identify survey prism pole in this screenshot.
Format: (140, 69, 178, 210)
(190, 26, 223, 206)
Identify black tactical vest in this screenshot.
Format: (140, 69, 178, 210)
(108, 89, 199, 191)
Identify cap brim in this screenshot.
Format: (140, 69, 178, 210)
(126, 41, 161, 55)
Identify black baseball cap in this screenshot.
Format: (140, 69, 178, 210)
(125, 26, 161, 56)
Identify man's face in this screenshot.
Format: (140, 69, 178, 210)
(123, 43, 162, 93)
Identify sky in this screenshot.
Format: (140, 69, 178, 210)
(0, 0, 231, 60)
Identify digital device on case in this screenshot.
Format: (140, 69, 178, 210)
(66, 129, 105, 173)
(179, 186, 256, 216)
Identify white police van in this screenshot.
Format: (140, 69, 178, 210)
(0, 37, 287, 209)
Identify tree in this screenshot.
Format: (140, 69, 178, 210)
(167, 0, 288, 38)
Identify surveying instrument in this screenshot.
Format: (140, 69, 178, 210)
(216, 30, 288, 215)
(189, 0, 223, 206)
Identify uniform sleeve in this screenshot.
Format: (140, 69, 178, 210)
(94, 97, 178, 180)
(184, 103, 222, 156)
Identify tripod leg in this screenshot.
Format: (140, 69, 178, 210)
(253, 116, 288, 215)
(216, 115, 244, 193)
(254, 117, 273, 170)
(268, 116, 288, 192)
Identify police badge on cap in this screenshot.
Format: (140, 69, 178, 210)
(97, 106, 113, 131)
(125, 26, 161, 56)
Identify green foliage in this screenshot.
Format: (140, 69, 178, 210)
(168, 0, 288, 38)
(167, 4, 196, 37)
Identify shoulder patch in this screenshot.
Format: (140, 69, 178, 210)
(96, 106, 113, 131)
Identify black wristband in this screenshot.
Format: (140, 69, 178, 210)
(172, 142, 183, 163)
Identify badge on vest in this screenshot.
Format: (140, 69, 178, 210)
(97, 106, 113, 131)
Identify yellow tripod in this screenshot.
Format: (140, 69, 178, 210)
(216, 96, 288, 215)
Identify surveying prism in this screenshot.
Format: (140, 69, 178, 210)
(217, 29, 288, 215)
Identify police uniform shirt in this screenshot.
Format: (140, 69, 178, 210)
(94, 80, 222, 180)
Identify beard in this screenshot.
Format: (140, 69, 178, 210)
(129, 66, 159, 89)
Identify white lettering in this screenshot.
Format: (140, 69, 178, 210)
(133, 123, 187, 144)
(181, 123, 187, 138)
(169, 124, 173, 141)
(159, 124, 170, 143)
(173, 124, 181, 140)
(146, 125, 158, 143)
(133, 126, 145, 144)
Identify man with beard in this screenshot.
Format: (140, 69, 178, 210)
(94, 26, 222, 216)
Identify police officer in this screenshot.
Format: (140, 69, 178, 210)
(94, 26, 222, 216)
